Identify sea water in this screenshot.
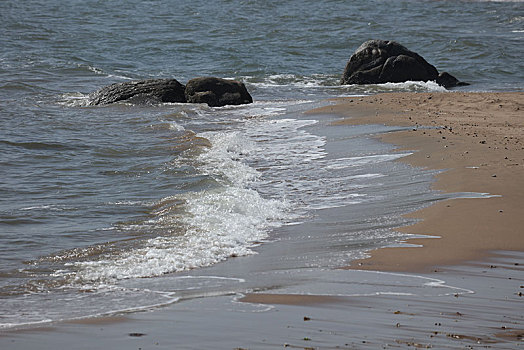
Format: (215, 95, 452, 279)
(1, 0, 523, 328)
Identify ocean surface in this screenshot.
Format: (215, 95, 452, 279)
(1, 0, 523, 329)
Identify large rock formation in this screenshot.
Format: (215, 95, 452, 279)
(185, 77, 253, 107)
(89, 78, 186, 105)
(341, 40, 467, 88)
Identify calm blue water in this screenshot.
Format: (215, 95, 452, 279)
(1, 0, 523, 328)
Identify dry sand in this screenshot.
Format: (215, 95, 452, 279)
(310, 91, 524, 272)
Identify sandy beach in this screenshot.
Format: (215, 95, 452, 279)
(239, 91, 524, 347)
(311, 91, 524, 272)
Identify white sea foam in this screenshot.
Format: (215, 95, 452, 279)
(261, 73, 339, 87)
(244, 269, 474, 299)
(66, 108, 421, 282)
(164, 120, 185, 131)
(68, 116, 326, 282)
(71, 127, 288, 282)
(57, 92, 91, 107)
(347, 173, 385, 179)
(108, 200, 154, 206)
(325, 153, 412, 170)
(0, 284, 178, 329)
(196, 131, 259, 186)
(378, 80, 447, 92)
(19, 204, 77, 212)
(85, 65, 134, 80)
(73, 189, 285, 281)
(235, 117, 405, 211)
(246, 74, 448, 94)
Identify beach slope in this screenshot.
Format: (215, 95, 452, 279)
(310, 92, 524, 272)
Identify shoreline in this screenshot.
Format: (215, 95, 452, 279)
(1, 91, 523, 348)
(4, 252, 522, 348)
(309, 91, 524, 272)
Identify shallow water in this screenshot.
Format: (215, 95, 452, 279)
(1, 0, 523, 328)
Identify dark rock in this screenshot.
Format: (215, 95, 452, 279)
(185, 77, 253, 107)
(341, 40, 466, 88)
(89, 78, 186, 105)
(436, 72, 470, 88)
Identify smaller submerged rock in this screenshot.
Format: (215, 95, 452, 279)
(185, 77, 253, 107)
(436, 72, 469, 88)
(89, 78, 186, 105)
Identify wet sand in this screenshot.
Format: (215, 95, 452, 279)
(3, 252, 522, 349)
(311, 91, 524, 272)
